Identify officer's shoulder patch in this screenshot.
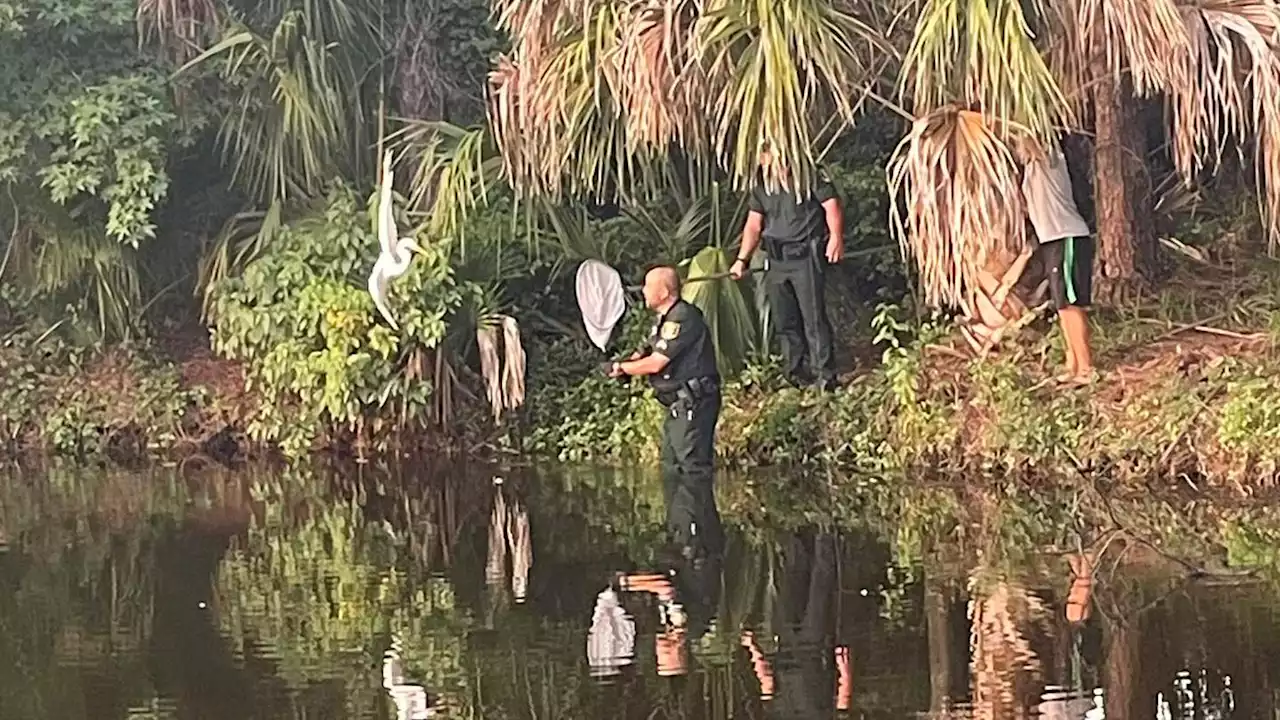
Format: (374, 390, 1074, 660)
(660, 321, 681, 340)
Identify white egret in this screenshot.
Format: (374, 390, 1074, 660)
(368, 151, 422, 330)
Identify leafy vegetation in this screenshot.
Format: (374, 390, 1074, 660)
(4, 0, 1280, 476)
(206, 187, 462, 457)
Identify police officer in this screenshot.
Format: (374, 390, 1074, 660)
(607, 266, 723, 560)
(730, 142, 844, 390)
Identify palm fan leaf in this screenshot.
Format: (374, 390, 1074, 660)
(487, 0, 888, 203)
(902, 0, 1070, 138)
(1167, 0, 1280, 250)
(681, 246, 757, 375)
(887, 107, 1027, 308)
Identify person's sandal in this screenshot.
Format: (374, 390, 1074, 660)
(1068, 369, 1100, 387)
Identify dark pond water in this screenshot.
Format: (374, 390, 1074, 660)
(0, 461, 1274, 719)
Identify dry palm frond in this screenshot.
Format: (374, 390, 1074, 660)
(1168, 0, 1280, 250)
(612, 1, 690, 152)
(476, 321, 503, 423)
(476, 314, 527, 424)
(499, 315, 526, 415)
(902, 0, 1069, 139)
(137, 0, 218, 63)
(887, 107, 1029, 308)
(1077, 0, 1191, 97)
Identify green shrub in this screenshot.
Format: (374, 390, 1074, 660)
(207, 187, 462, 457)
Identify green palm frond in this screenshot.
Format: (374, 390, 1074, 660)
(487, 0, 890, 203)
(902, 0, 1069, 138)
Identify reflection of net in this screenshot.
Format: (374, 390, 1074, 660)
(485, 488, 532, 603)
(969, 581, 1049, 720)
(1036, 688, 1099, 719)
(383, 637, 434, 719)
(586, 588, 636, 678)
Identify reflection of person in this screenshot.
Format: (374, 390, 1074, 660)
(740, 529, 845, 718)
(608, 267, 723, 559)
(732, 142, 844, 390)
(1019, 138, 1096, 386)
(608, 539, 725, 680)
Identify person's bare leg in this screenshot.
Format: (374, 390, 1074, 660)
(1055, 311, 1077, 382)
(1059, 306, 1093, 379)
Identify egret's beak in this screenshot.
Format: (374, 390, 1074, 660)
(405, 240, 425, 255)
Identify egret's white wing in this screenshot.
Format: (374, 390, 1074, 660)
(575, 260, 626, 351)
(369, 254, 399, 330)
(586, 588, 635, 678)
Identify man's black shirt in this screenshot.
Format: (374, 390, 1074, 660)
(645, 299, 718, 393)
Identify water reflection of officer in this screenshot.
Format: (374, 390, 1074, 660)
(607, 266, 723, 559)
(612, 550, 725, 679)
(740, 529, 849, 718)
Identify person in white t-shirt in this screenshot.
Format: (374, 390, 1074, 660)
(1018, 137, 1096, 385)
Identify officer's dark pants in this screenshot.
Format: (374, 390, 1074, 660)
(766, 250, 835, 384)
(660, 391, 723, 557)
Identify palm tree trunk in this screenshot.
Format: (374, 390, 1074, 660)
(1090, 48, 1157, 305)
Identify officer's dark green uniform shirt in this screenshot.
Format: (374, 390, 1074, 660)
(646, 299, 719, 394)
(745, 172, 840, 385)
(748, 174, 839, 247)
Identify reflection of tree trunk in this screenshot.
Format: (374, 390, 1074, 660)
(1090, 46, 1156, 304)
(1103, 621, 1137, 719)
(926, 574, 952, 713)
(970, 581, 1048, 720)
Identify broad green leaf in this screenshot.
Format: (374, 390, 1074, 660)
(681, 246, 756, 377)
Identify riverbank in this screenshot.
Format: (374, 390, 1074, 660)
(6, 258, 1280, 489)
(530, 258, 1280, 490)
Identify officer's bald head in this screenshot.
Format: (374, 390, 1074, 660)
(642, 266, 681, 311)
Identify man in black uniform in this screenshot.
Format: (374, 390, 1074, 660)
(608, 266, 723, 559)
(730, 143, 844, 390)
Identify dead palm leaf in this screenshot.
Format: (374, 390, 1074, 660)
(887, 107, 1029, 308)
(476, 321, 503, 423)
(499, 315, 526, 416)
(1078, 0, 1191, 97)
(137, 0, 218, 62)
(476, 313, 527, 423)
(1167, 0, 1280, 250)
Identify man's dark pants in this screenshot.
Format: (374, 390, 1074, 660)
(659, 391, 723, 557)
(766, 247, 836, 384)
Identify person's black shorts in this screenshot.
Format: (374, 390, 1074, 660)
(1037, 235, 1093, 310)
